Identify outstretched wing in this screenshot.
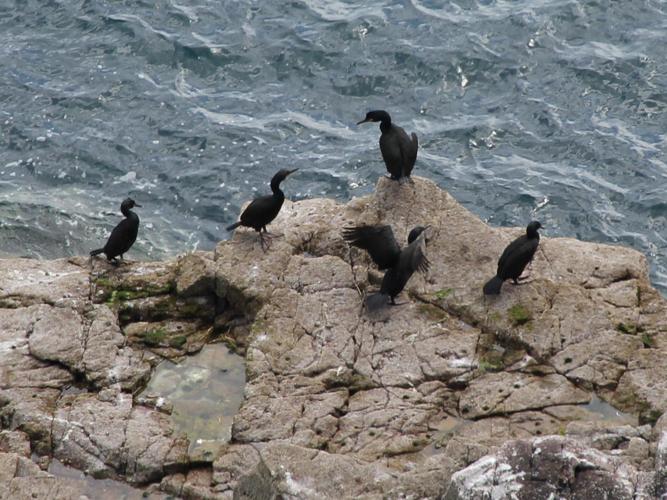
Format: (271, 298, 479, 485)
(342, 225, 401, 270)
(400, 230, 430, 275)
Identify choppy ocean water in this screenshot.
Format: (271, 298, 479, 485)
(1, 0, 666, 291)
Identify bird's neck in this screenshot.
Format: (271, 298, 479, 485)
(270, 180, 285, 199)
(122, 207, 137, 220)
(379, 119, 392, 133)
(527, 229, 539, 239)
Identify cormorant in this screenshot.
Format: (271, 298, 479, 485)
(226, 168, 298, 250)
(357, 110, 418, 182)
(483, 221, 542, 295)
(343, 224, 430, 305)
(90, 198, 141, 264)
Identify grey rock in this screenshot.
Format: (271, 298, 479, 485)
(3, 176, 667, 498)
(444, 436, 639, 500)
(233, 443, 397, 500)
(28, 306, 85, 370)
(176, 251, 216, 298)
(0, 258, 88, 309)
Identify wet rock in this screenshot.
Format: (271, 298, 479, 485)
(123, 319, 212, 358)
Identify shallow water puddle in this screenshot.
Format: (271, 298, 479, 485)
(48, 459, 165, 499)
(140, 343, 246, 459)
(583, 395, 637, 425)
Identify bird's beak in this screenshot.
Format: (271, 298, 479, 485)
(134, 203, 142, 208)
(423, 225, 432, 242)
(287, 168, 298, 176)
(356, 118, 370, 125)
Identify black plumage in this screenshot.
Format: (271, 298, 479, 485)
(483, 221, 542, 295)
(357, 110, 418, 181)
(226, 168, 298, 250)
(343, 224, 430, 305)
(90, 198, 141, 264)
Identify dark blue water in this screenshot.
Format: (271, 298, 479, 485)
(1, 0, 666, 291)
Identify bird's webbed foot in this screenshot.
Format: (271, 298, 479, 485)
(510, 276, 532, 286)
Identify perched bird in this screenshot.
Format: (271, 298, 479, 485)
(483, 221, 543, 295)
(90, 198, 141, 264)
(226, 168, 298, 250)
(357, 110, 418, 182)
(343, 224, 430, 306)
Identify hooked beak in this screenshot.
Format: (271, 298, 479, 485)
(423, 225, 433, 242)
(356, 118, 370, 125)
(287, 168, 298, 176)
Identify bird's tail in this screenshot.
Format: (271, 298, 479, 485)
(90, 248, 104, 257)
(483, 276, 503, 295)
(365, 293, 390, 312)
(226, 221, 242, 231)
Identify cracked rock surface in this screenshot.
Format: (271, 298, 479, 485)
(1, 177, 667, 498)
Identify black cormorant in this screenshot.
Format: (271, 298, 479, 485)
(226, 168, 298, 250)
(483, 221, 542, 295)
(90, 198, 141, 264)
(357, 110, 418, 182)
(343, 224, 430, 305)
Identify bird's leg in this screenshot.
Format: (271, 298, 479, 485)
(259, 232, 271, 252)
(347, 247, 363, 298)
(389, 297, 408, 306)
(110, 258, 121, 267)
(262, 226, 277, 238)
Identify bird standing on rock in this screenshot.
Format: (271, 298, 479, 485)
(226, 168, 298, 251)
(90, 198, 141, 265)
(483, 221, 542, 295)
(343, 224, 430, 306)
(357, 110, 418, 182)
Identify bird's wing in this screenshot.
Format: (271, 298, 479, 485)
(498, 237, 538, 278)
(400, 230, 430, 275)
(105, 218, 136, 248)
(497, 235, 526, 271)
(405, 132, 418, 176)
(342, 225, 401, 270)
(239, 195, 273, 226)
(379, 132, 404, 178)
(391, 126, 418, 178)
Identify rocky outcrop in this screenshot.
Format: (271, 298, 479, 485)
(1, 176, 667, 498)
(444, 436, 655, 499)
